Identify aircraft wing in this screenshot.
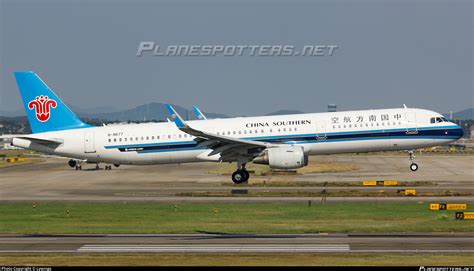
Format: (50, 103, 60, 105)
(165, 104, 273, 162)
(193, 106, 207, 120)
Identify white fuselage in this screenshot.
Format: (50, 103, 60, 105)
(13, 107, 463, 165)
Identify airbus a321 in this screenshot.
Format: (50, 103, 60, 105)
(10, 72, 463, 183)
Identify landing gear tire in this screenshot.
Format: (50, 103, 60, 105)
(232, 170, 249, 184)
(68, 159, 77, 168)
(75, 165, 82, 171)
(241, 169, 249, 181)
(105, 165, 112, 170)
(410, 163, 418, 172)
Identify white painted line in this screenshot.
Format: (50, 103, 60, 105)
(78, 244, 351, 252)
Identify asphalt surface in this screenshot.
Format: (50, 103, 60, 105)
(1, 154, 473, 256)
(1, 233, 472, 253)
(0, 154, 473, 203)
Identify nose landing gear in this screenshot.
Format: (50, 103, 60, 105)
(408, 150, 418, 171)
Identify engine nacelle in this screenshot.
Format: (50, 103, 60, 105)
(253, 146, 308, 169)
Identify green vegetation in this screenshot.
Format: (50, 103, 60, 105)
(208, 161, 359, 176)
(1, 253, 473, 266)
(0, 150, 44, 168)
(0, 202, 472, 234)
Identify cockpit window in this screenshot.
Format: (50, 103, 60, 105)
(431, 117, 449, 123)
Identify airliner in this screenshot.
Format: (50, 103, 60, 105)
(10, 72, 463, 183)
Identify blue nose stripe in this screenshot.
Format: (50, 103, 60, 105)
(450, 127, 464, 139)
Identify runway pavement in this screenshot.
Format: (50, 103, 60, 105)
(1, 233, 473, 253)
(0, 154, 472, 203)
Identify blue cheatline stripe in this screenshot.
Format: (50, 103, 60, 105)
(104, 125, 459, 149)
(292, 135, 460, 144)
(136, 136, 460, 154)
(103, 125, 462, 154)
(105, 140, 195, 149)
(138, 147, 208, 153)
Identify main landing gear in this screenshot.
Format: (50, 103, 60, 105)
(231, 163, 250, 184)
(68, 159, 83, 170)
(408, 150, 418, 171)
(105, 164, 120, 170)
(69, 159, 118, 171)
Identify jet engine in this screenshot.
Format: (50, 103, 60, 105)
(253, 146, 308, 169)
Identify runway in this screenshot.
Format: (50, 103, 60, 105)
(1, 154, 473, 203)
(1, 233, 473, 253)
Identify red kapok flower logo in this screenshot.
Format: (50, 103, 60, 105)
(28, 95, 57, 122)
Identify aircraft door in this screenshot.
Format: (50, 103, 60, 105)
(316, 121, 327, 140)
(84, 132, 96, 153)
(405, 112, 418, 134)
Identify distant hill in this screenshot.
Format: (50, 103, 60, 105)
(80, 103, 228, 121)
(70, 105, 118, 115)
(4, 104, 472, 121)
(443, 108, 474, 120)
(265, 109, 306, 116)
(0, 103, 228, 121)
(0, 109, 25, 117)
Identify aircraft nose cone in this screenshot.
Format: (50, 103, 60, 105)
(450, 124, 464, 139)
(456, 126, 464, 139)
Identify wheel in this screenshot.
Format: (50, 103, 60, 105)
(410, 163, 418, 171)
(241, 169, 250, 182)
(68, 159, 77, 168)
(114, 164, 120, 168)
(232, 170, 247, 184)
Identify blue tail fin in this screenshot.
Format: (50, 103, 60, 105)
(14, 71, 91, 133)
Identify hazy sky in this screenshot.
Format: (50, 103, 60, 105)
(1, 0, 472, 116)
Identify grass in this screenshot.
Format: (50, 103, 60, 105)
(0, 202, 472, 234)
(1, 253, 473, 266)
(208, 161, 359, 176)
(0, 149, 44, 168)
(0, 158, 44, 168)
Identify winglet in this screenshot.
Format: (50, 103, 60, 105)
(165, 104, 187, 129)
(193, 106, 207, 120)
